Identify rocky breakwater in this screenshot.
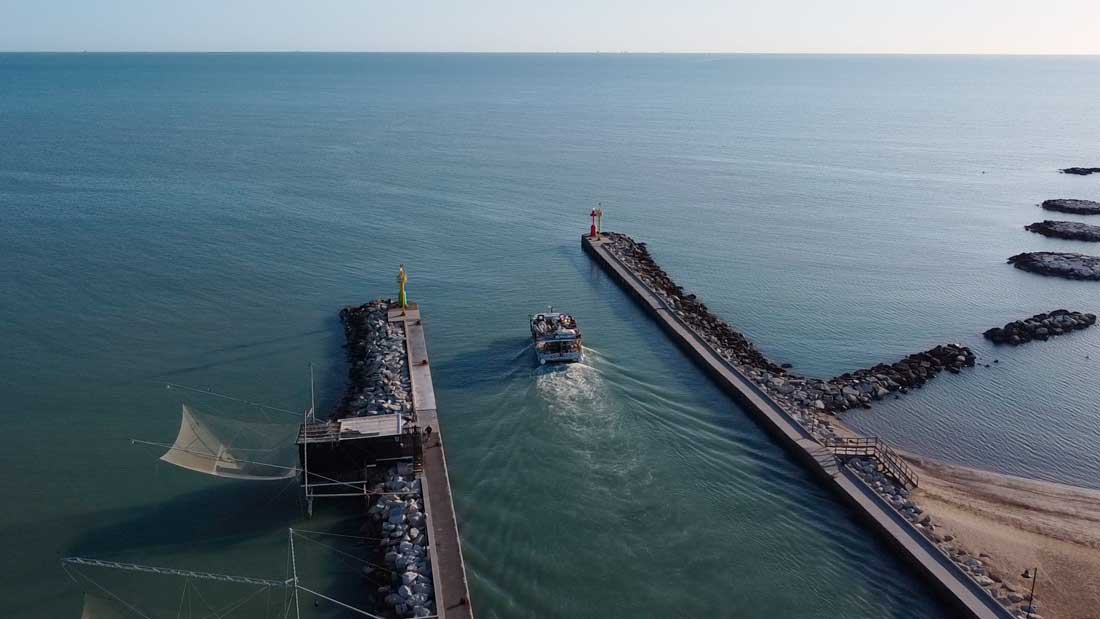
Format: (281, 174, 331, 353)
(745, 344, 975, 419)
(367, 462, 435, 618)
(599, 233, 975, 437)
(1040, 198, 1100, 215)
(601, 233, 785, 374)
(595, 234, 1024, 612)
(848, 458, 1039, 618)
(335, 303, 428, 616)
(821, 345, 975, 412)
(1025, 220, 1100, 241)
(338, 301, 413, 419)
(1060, 167, 1100, 176)
(1007, 252, 1100, 281)
(983, 309, 1096, 346)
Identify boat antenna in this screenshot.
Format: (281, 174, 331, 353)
(164, 382, 301, 417)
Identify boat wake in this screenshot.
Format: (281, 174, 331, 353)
(531, 349, 617, 434)
(529, 348, 652, 487)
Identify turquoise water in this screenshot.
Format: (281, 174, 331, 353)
(3, 53, 1100, 617)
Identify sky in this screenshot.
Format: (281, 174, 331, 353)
(1, 0, 1098, 54)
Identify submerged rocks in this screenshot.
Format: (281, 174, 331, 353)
(1040, 198, 1100, 215)
(1007, 251, 1100, 280)
(1060, 167, 1100, 176)
(983, 309, 1096, 345)
(1025, 220, 1100, 241)
(338, 301, 413, 418)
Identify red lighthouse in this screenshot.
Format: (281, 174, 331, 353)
(589, 208, 598, 238)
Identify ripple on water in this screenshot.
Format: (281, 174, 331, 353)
(452, 337, 944, 617)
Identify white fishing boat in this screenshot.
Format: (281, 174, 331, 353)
(530, 308, 584, 364)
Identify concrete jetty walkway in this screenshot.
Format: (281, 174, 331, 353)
(583, 234, 1013, 619)
(391, 304, 474, 619)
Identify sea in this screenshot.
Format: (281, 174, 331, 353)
(2, 52, 1099, 618)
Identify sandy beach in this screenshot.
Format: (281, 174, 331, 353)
(902, 454, 1100, 619)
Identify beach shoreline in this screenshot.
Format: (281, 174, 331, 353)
(828, 409, 1100, 619)
(899, 454, 1100, 619)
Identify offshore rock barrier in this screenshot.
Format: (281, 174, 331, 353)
(983, 310, 1096, 345)
(367, 462, 435, 618)
(1040, 198, 1100, 215)
(338, 301, 413, 419)
(1025, 220, 1100, 241)
(1007, 251, 1100, 280)
(601, 233, 975, 423)
(1060, 167, 1100, 176)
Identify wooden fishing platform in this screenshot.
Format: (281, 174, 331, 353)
(583, 233, 1012, 619)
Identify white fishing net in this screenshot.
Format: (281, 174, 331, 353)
(160, 405, 299, 481)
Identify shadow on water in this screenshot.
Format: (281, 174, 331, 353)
(55, 486, 383, 619)
(137, 343, 314, 382)
(63, 479, 304, 561)
(203, 328, 332, 356)
(430, 334, 534, 393)
(137, 323, 342, 383)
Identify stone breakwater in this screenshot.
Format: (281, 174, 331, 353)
(1007, 252, 1100, 281)
(751, 344, 974, 417)
(601, 233, 975, 424)
(367, 462, 435, 618)
(602, 234, 785, 375)
(338, 301, 413, 419)
(824, 345, 975, 411)
(849, 458, 1040, 618)
(983, 310, 1096, 345)
(1025, 220, 1100, 241)
(337, 302, 433, 617)
(593, 234, 1015, 617)
(1060, 167, 1100, 176)
(1040, 198, 1100, 215)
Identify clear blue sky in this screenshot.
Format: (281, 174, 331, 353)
(2, 0, 1097, 54)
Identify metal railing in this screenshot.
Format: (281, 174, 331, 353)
(825, 437, 919, 489)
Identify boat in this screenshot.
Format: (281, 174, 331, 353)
(530, 308, 584, 364)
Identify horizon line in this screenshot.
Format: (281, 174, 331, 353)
(3, 50, 1100, 57)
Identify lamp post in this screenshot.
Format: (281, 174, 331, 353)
(1021, 567, 1039, 619)
(397, 264, 408, 315)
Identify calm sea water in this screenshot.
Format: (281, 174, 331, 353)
(3, 53, 1099, 618)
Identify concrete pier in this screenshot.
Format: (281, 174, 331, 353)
(391, 304, 474, 619)
(299, 301, 473, 618)
(583, 233, 1012, 619)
